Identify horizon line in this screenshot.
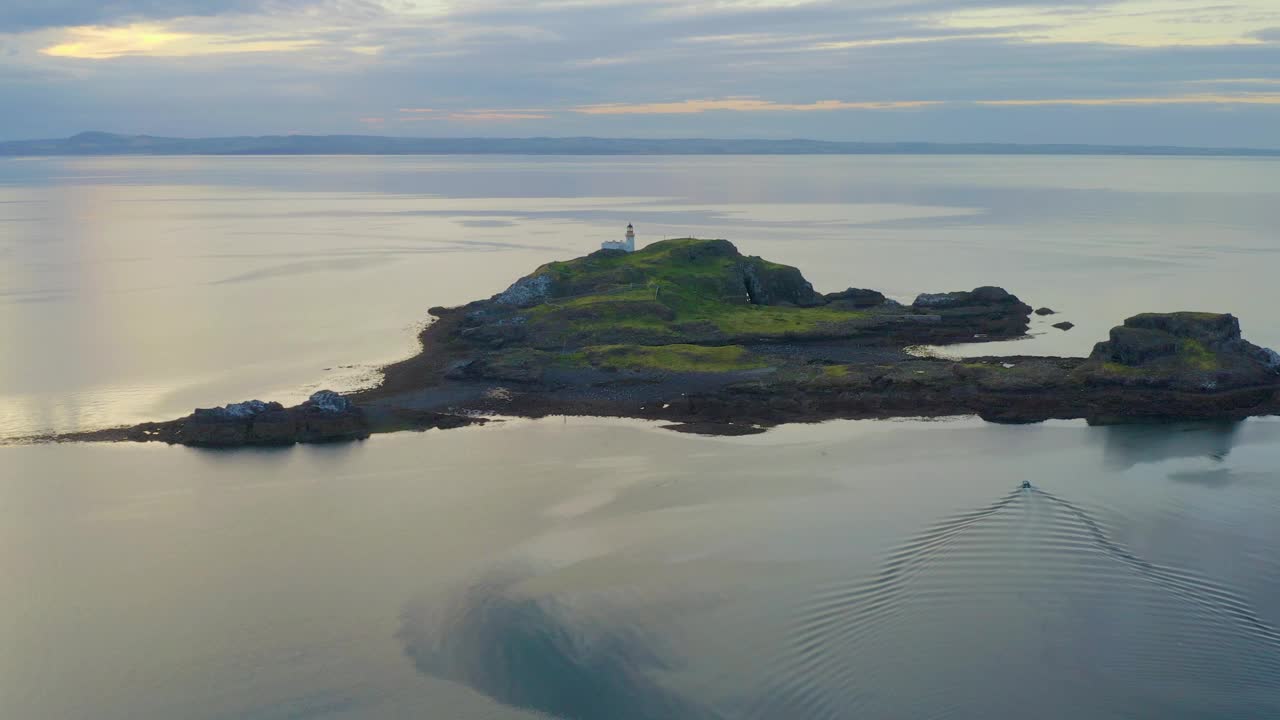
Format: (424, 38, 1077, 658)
(2, 131, 1278, 156)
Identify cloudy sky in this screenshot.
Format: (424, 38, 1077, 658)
(2, 0, 1278, 145)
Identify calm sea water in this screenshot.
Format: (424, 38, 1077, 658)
(3, 156, 1280, 719)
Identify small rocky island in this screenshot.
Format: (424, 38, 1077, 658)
(71, 238, 1280, 445)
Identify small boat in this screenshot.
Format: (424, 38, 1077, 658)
(1021, 481, 1033, 489)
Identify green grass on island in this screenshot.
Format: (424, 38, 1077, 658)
(710, 304, 868, 335)
(1179, 339, 1220, 371)
(517, 238, 873, 353)
(820, 364, 850, 379)
(571, 344, 770, 373)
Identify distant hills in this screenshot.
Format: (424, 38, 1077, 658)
(2, 131, 1278, 157)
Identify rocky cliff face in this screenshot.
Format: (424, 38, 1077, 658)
(493, 274, 554, 308)
(739, 258, 824, 307)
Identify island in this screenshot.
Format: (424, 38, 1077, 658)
(64, 237, 1280, 445)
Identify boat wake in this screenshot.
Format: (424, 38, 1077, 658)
(746, 485, 1280, 719)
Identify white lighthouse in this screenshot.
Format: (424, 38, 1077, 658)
(601, 223, 636, 253)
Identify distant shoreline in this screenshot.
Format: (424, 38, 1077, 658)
(4, 132, 1279, 158)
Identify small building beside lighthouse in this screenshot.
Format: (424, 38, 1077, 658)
(601, 223, 636, 253)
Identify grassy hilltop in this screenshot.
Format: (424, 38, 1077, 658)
(457, 238, 891, 374)
(516, 238, 874, 340)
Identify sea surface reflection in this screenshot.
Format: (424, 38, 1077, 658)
(5, 417, 1274, 712)
(5, 418, 1280, 718)
(3, 155, 1280, 719)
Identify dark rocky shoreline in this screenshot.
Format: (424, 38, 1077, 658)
(55, 238, 1280, 445)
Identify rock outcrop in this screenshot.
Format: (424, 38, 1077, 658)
(739, 258, 824, 307)
(141, 390, 371, 447)
(823, 287, 887, 308)
(184, 401, 286, 445)
(308, 389, 351, 413)
(909, 286, 1033, 340)
(493, 273, 554, 308)
(913, 285, 1024, 311)
(1080, 312, 1280, 390)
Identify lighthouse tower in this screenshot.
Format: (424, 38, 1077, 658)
(600, 223, 637, 252)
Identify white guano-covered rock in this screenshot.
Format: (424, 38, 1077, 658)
(308, 390, 352, 413)
(494, 274, 553, 308)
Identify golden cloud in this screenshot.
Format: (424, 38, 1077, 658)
(41, 23, 319, 59)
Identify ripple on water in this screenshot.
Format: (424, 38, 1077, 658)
(752, 487, 1280, 720)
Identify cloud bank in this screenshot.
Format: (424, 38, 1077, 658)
(1, 0, 1278, 145)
